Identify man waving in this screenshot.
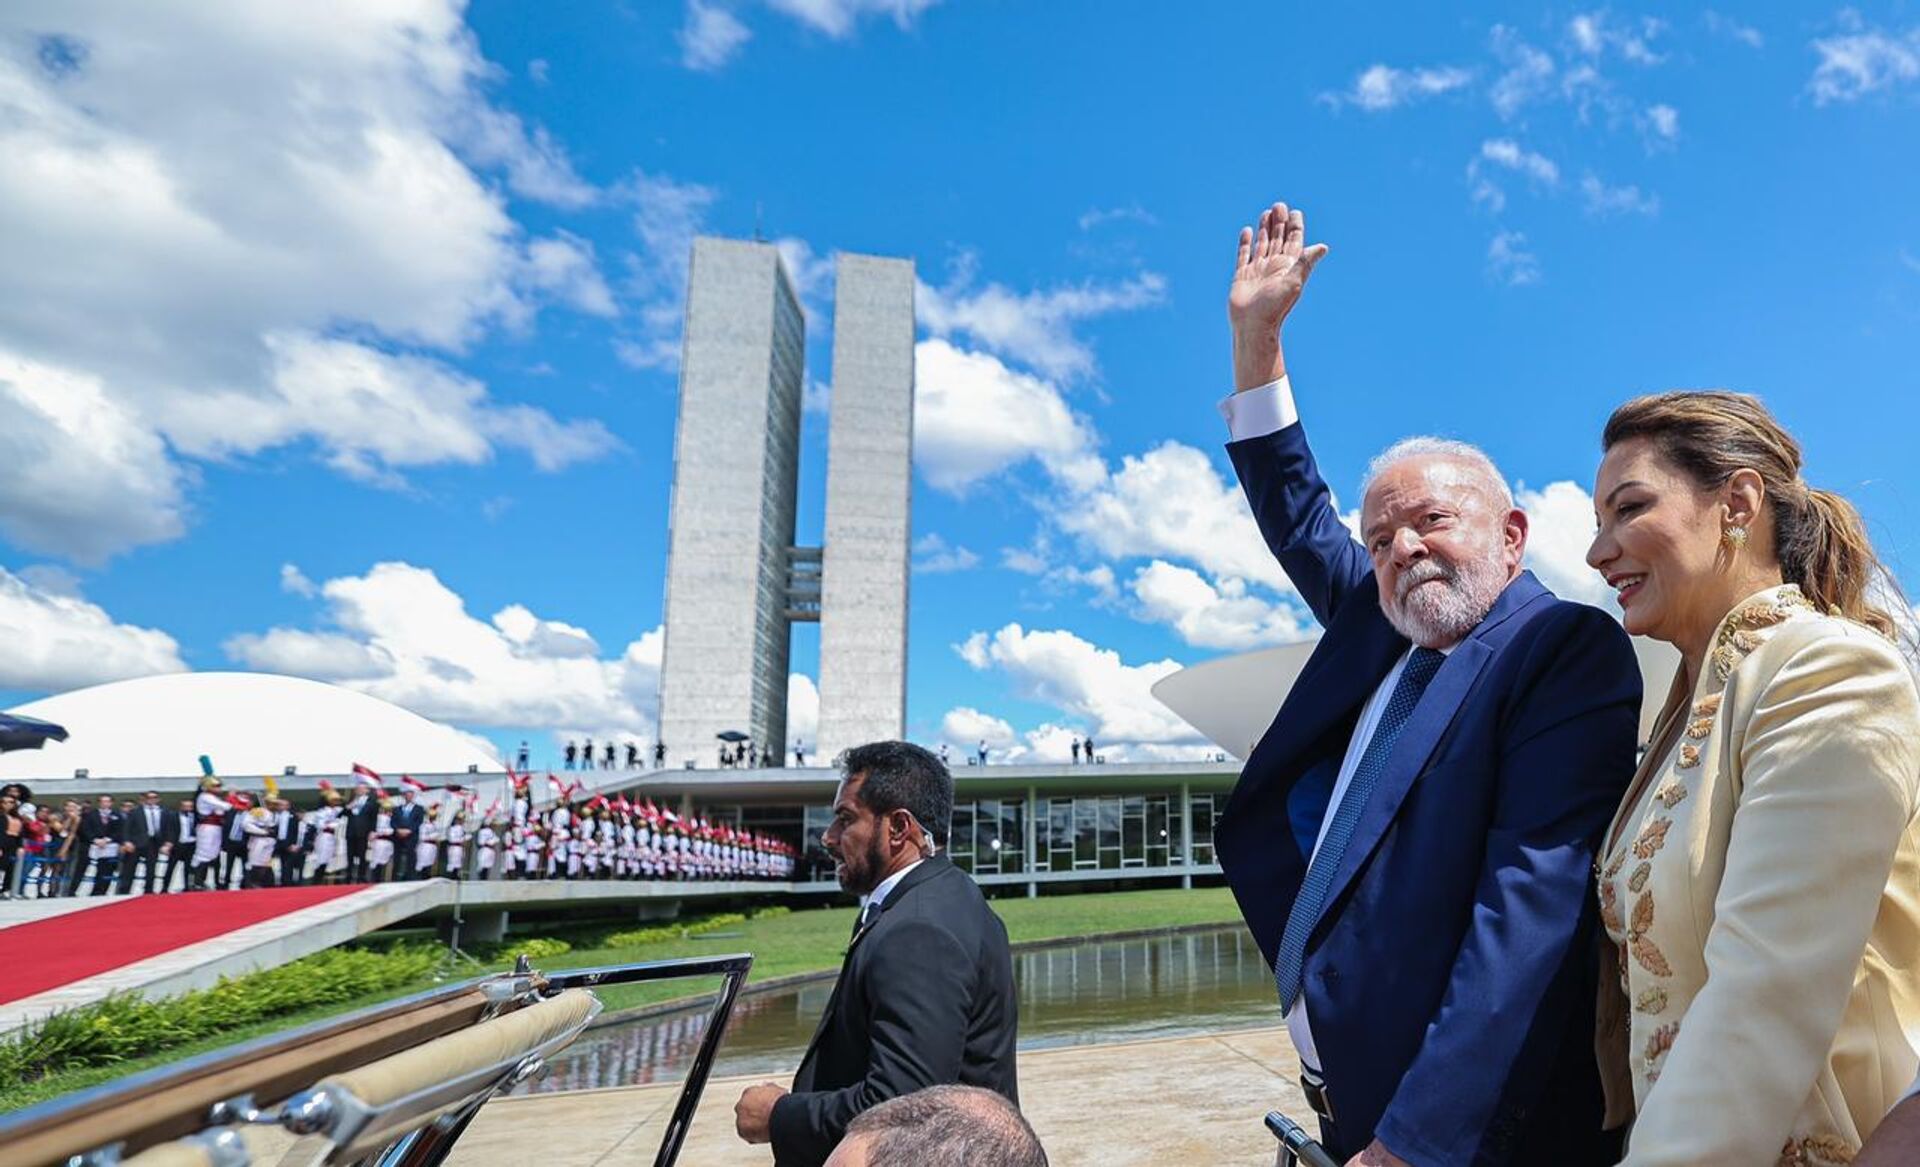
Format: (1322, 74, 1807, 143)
(1214, 202, 1638, 1166)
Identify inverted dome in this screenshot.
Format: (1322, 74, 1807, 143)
(0, 672, 498, 781)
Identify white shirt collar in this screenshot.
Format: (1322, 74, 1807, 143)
(864, 856, 926, 913)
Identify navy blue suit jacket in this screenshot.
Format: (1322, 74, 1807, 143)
(1216, 423, 1640, 1166)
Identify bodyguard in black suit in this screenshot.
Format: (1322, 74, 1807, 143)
(71, 795, 122, 896)
(732, 741, 1018, 1167)
(116, 790, 169, 894)
(391, 791, 424, 880)
(272, 799, 306, 886)
(344, 784, 377, 882)
(161, 799, 196, 891)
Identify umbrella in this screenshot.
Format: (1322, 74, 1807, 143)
(0, 712, 68, 754)
(715, 730, 751, 743)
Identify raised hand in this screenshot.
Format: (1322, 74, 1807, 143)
(1228, 202, 1328, 392)
(1229, 201, 1328, 336)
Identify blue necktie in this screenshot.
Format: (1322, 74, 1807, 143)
(1274, 647, 1445, 1013)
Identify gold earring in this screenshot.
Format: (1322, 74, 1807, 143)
(1723, 525, 1748, 551)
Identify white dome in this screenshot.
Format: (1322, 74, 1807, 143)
(0, 672, 498, 781)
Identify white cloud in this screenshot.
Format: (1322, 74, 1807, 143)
(0, 564, 187, 691)
(912, 339, 1103, 494)
(1326, 63, 1474, 111)
(255, 334, 619, 484)
(1581, 174, 1661, 216)
(1567, 12, 1665, 65)
(614, 170, 719, 371)
(917, 258, 1166, 381)
(954, 623, 1204, 749)
(0, 2, 621, 561)
(1479, 138, 1562, 185)
(1128, 561, 1313, 650)
(913, 533, 980, 574)
(1488, 230, 1542, 286)
(527, 58, 551, 84)
(280, 564, 318, 598)
(1809, 17, 1920, 104)
(1490, 25, 1558, 118)
(519, 232, 617, 318)
(1047, 441, 1295, 594)
(1704, 12, 1764, 49)
(1639, 102, 1681, 148)
(1077, 204, 1157, 231)
(764, 0, 942, 38)
(680, 1, 752, 71)
(224, 561, 663, 734)
(0, 352, 188, 563)
(939, 707, 1017, 751)
(788, 673, 819, 746)
(1515, 480, 1616, 609)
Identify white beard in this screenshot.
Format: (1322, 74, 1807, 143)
(1382, 554, 1510, 647)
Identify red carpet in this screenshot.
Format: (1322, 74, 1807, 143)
(0, 884, 367, 1005)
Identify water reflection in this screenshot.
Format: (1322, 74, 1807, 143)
(534, 925, 1271, 1092)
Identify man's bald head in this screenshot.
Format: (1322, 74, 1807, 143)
(824, 1085, 1045, 1167)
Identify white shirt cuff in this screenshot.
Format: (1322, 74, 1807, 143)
(1217, 376, 1299, 442)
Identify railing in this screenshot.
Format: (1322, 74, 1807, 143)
(0, 952, 753, 1167)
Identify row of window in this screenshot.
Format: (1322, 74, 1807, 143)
(947, 792, 1223, 875)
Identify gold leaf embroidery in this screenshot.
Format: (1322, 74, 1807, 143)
(1633, 817, 1672, 860)
(1678, 744, 1701, 769)
(1628, 893, 1672, 976)
(1778, 1134, 1858, 1166)
(1599, 877, 1623, 934)
(1686, 717, 1713, 739)
(1635, 987, 1668, 1014)
(1643, 1021, 1678, 1063)
(1628, 862, 1651, 893)
(1692, 693, 1723, 719)
(1657, 783, 1687, 809)
(1604, 849, 1626, 880)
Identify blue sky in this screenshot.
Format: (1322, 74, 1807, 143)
(2, 1, 1917, 767)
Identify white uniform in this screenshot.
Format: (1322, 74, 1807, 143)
(476, 826, 499, 875)
(415, 820, 440, 874)
(243, 813, 276, 869)
(445, 822, 467, 874)
(193, 791, 232, 865)
(369, 812, 394, 870)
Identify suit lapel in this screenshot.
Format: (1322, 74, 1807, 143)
(1313, 573, 1550, 920)
(792, 857, 951, 1080)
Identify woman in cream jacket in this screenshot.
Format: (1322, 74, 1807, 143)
(1586, 390, 1920, 1165)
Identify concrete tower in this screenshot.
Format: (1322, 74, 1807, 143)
(815, 254, 916, 761)
(657, 238, 805, 768)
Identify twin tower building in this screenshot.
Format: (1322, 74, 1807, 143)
(658, 238, 915, 768)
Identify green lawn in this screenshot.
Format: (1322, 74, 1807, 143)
(0, 887, 1241, 1114)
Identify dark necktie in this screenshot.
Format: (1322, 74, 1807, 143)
(1274, 647, 1445, 1013)
(850, 900, 879, 941)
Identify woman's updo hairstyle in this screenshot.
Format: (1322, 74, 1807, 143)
(1602, 390, 1895, 638)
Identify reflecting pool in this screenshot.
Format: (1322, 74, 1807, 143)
(534, 925, 1272, 1091)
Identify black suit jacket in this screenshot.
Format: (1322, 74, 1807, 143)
(345, 797, 378, 840)
(77, 810, 122, 846)
(769, 855, 1018, 1167)
(275, 812, 306, 855)
(392, 802, 424, 838)
(124, 805, 168, 848)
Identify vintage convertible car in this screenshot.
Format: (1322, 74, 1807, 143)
(0, 953, 750, 1167)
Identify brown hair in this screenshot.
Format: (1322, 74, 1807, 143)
(1603, 390, 1894, 637)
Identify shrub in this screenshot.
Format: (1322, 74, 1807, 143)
(489, 937, 571, 961)
(0, 942, 441, 1089)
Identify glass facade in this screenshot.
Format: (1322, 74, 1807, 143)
(790, 787, 1228, 880)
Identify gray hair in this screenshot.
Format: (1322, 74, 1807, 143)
(1360, 436, 1514, 512)
(842, 1085, 1046, 1167)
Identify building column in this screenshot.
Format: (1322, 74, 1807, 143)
(1179, 781, 1193, 891)
(1025, 785, 1038, 899)
(445, 909, 508, 945)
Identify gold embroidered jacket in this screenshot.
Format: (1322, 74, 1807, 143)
(1595, 584, 1920, 1166)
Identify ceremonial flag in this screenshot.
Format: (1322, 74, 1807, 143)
(400, 775, 428, 793)
(352, 763, 384, 792)
(547, 773, 568, 799)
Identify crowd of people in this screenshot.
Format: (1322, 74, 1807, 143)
(0, 774, 794, 897)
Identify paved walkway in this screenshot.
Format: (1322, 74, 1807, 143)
(450, 1026, 1307, 1166)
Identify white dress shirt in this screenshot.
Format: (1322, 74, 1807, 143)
(863, 857, 925, 916)
(1220, 375, 1453, 1072)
